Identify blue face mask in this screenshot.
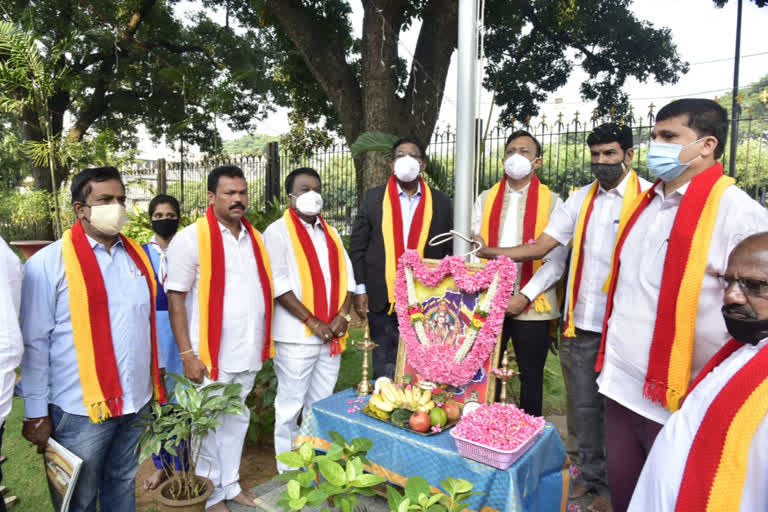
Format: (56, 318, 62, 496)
(646, 138, 704, 181)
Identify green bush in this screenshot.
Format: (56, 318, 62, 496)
(0, 188, 55, 241)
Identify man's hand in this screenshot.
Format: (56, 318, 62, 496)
(182, 355, 209, 384)
(329, 315, 349, 338)
(472, 234, 492, 259)
(308, 318, 335, 344)
(506, 294, 531, 317)
(354, 293, 369, 320)
(22, 416, 53, 453)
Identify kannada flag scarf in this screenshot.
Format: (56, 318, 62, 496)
(596, 163, 734, 412)
(283, 208, 349, 356)
(62, 221, 166, 423)
(196, 206, 273, 381)
(674, 339, 768, 512)
(562, 171, 642, 337)
(381, 175, 433, 305)
(481, 173, 552, 312)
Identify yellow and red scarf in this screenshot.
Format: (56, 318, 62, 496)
(196, 206, 273, 380)
(62, 221, 166, 423)
(283, 208, 349, 355)
(674, 339, 768, 512)
(562, 171, 642, 337)
(381, 175, 433, 305)
(596, 163, 734, 411)
(481, 173, 552, 312)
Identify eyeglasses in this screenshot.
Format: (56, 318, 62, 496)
(394, 152, 423, 161)
(718, 275, 768, 298)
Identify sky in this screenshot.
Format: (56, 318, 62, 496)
(138, 0, 768, 158)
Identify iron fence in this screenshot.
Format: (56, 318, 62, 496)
(124, 112, 768, 234)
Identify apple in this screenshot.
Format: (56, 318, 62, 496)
(442, 400, 461, 422)
(409, 411, 431, 432)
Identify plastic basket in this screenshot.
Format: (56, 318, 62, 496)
(450, 423, 545, 470)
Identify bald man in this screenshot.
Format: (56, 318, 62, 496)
(629, 232, 768, 511)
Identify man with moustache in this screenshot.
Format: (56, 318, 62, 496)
(477, 123, 652, 511)
(264, 167, 355, 473)
(629, 232, 768, 512)
(165, 166, 273, 511)
(471, 130, 568, 418)
(349, 138, 453, 378)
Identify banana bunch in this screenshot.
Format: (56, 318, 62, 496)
(374, 381, 436, 413)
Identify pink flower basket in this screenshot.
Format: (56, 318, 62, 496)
(450, 423, 545, 470)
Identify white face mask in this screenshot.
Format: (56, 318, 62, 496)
(292, 190, 323, 216)
(503, 153, 534, 180)
(393, 155, 421, 183)
(87, 204, 127, 236)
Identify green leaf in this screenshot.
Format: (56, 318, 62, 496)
(340, 496, 352, 512)
(299, 441, 314, 463)
(326, 444, 344, 461)
(305, 489, 327, 507)
(353, 474, 385, 488)
(426, 494, 445, 508)
(442, 478, 473, 495)
(328, 430, 347, 447)
(276, 451, 305, 468)
(405, 476, 431, 503)
(287, 480, 300, 500)
(350, 131, 399, 157)
(318, 459, 346, 487)
(387, 485, 405, 511)
(288, 497, 307, 510)
(296, 469, 316, 488)
(346, 458, 358, 483)
(349, 437, 373, 453)
(397, 497, 411, 512)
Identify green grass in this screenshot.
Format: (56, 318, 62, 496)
(0, 330, 565, 510)
(3, 396, 52, 511)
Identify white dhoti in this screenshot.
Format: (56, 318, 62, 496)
(273, 341, 341, 473)
(195, 369, 256, 508)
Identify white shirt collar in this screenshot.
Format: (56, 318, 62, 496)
(597, 170, 632, 197)
(218, 220, 246, 240)
(85, 233, 124, 251)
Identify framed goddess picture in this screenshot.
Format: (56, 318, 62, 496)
(393, 252, 517, 405)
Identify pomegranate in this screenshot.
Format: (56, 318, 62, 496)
(408, 411, 431, 432)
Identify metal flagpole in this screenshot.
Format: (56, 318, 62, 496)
(454, 0, 478, 257)
(728, 0, 743, 177)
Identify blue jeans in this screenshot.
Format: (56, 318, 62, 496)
(49, 402, 151, 512)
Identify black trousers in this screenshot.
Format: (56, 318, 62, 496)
(501, 317, 552, 416)
(368, 310, 400, 379)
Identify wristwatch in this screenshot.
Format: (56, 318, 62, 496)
(339, 312, 352, 322)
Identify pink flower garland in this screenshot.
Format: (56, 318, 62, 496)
(394, 250, 516, 386)
(453, 403, 545, 451)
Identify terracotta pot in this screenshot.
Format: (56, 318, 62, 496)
(156, 476, 214, 512)
(10, 240, 53, 259)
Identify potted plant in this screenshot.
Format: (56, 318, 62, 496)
(137, 374, 246, 512)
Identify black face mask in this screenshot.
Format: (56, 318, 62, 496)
(722, 305, 768, 346)
(591, 162, 624, 187)
(152, 218, 179, 239)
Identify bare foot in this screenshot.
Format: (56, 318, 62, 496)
(588, 495, 612, 512)
(143, 468, 169, 491)
(569, 482, 589, 499)
(207, 502, 230, 512)
(230, 491, 258, 507)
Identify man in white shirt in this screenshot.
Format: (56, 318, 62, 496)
(264, 167, 355, 473)
(0, 236, 23, 512)
(471, 130, 567, 417)
(629, 232, 768, 512)
(477, 123, 652, 511)
(595, 99, 768, 511)
(166, 166, 270, 511)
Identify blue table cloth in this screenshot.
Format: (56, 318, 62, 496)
(295, 388, 570, 512)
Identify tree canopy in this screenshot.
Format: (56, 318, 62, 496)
(224, 0, 688, 193)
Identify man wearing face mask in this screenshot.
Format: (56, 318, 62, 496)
(591, 99, 768, 512)
(263, 167, 355, 473)
(475, 124, 652, 510)
(166, 166, 273, 511)
(350, 138, 453, 378)
(470, 130, 568, 418)
(142, 194, 186, 491)
(628, 232, 768, 512)
(20, 167, 166, 512)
